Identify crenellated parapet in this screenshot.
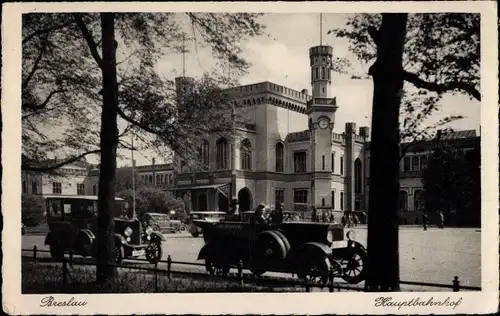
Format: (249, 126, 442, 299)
(225, 81, 312, 114)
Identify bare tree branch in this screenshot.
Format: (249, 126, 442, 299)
(72, 13, 103, 68)
(23, 89, 66, 111)
(403, 70, 480, 101)
(22, 21, 73, 45)
(22, 149, 100, 172)
(22, 37, 49, 89)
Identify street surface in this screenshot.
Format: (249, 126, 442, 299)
(22, 226, 481, 289)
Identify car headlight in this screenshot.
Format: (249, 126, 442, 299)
(326, 230, 334, 243)
(126, 237, 131, 242)
(145, 226, 153, 235)
(124, 226, 133, 237)
(346, 230, 355, 240)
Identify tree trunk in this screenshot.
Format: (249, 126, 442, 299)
(365, 14, 408, 292)
(96, 13, 119, 286)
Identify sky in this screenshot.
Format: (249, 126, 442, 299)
(114, 13, 480, 167)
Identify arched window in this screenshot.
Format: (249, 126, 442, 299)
(275, 142, 284, 172)
(315, 67, 319, 79)
(403, 156, 411, 171)
(399, 190, 408, 211)
(412, 156, 419, 171)
(414, 190, 423, 211)
(354, 158, 362, 193)
(156, 174, 161, 185)
(321, 67, 326, 79)
(168, 174, 173, 185)
(148, 175, 153, 185)
(240, 138, 252, 170)
(216, 138, 229, 170)
(200, 139, 209, 168)
(420, 155, 428, 170)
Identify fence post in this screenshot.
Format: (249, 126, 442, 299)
(155, 263, 159, 292)
(237, 260, 244, 288)
(62, 258, 68, 286)
(33, 245, 37, 263)
(167, 255, 172, 280)
(305, 277, 310, 292)
(328, 266, 334, 292)
(453, 276, 460, 292)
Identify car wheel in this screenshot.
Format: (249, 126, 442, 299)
(191, 231, 199, 238)
(49, 243, 65, 262)
(146, 241, 163, 264)
(251, 230, 288, 265)
(179, 224, 187, 233)
(153, 225, 161, 232)
(340, 246, 366, 284)
(115, 244, 125, 264)
(298, 254, 331, 285)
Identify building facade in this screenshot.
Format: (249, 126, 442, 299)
(22, 45, 479, 224)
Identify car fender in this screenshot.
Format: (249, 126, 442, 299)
(149, 231, 166, 242)
(114, 233, 127, 245)
(75, 229, 96, 255)
(44, 231, 64, 246)
(197, 244, 211, 260)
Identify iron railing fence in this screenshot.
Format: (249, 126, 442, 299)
(22, 246, 481, 293)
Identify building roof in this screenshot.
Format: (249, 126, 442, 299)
(439, 129, 476, 140)
(286, 130, 310, 142)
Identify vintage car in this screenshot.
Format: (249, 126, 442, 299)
(195, 217, 366, 284)
(141, 212, 187, 234)
(43, 195, 165, 264)
(188, 211, 226, 237)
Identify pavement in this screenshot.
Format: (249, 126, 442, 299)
(22, 227, 481, 290)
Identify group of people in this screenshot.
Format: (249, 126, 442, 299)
(310, 206, 337, 224)
(422, 210, 445, 230)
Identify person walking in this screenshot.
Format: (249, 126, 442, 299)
(422, 211, 428, 231)
(321, 211, 327, 223)
(439, 211, 444, 229)
(329, 212, 335, 223)
(250, 203, 267, 225)
(311, 206, 318, 222)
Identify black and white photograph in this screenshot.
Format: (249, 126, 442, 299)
(2, 1, 498, 315)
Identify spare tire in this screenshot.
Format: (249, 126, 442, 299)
(251, 230, 289, 265)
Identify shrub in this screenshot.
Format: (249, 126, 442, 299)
(22, 194, 45, 226)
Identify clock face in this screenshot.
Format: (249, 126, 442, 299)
(319, 118, 329, 129)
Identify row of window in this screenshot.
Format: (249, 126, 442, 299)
(274, 188, 348, 210)
(399, 189, 424, 211)
(140, 173, 173, 186)
(402, 155, 428, 172)
(22, 181, 38, 195)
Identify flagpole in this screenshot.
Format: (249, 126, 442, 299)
(131, 134, 136, 219)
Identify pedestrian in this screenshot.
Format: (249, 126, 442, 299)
(311, 206, 318, 222)
(422, 212, 428, 231)
(439, 211, 444, 229)
(271, 202, 284, 224)
(321, 211, 327, 223)
(329, 212, 335, 223)
(341, 215, 346, 227)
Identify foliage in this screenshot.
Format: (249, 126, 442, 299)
(113, 167, 144, 193)
(21, 13, 265, 171)
(421, 145, 480, 227)
(329, 13, 479, 148)
(117, 186, 185, 220)
(21, 194, 46, 226)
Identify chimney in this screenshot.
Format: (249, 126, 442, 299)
(359, 126, 370, 140)
(345, 122, 356, 134)
(301, 89, 308, 95)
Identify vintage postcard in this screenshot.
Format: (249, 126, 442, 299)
(2, 1, 499, 315)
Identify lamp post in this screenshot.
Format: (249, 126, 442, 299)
(131, 134, 137, 219)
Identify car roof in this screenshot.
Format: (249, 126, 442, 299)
(191, 211, 226, 215)
(43, 195, 125, 201)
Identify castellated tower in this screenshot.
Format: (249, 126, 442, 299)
(307, 45, 338, 207)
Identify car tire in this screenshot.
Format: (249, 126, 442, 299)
(49, 243, 65, 262)
(250, 230, 288, 270)
(340, 246, 366, 284)
(297, 253, 331, 285)
(146, 241, 163, 264)
(191, 231, 199, 238)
